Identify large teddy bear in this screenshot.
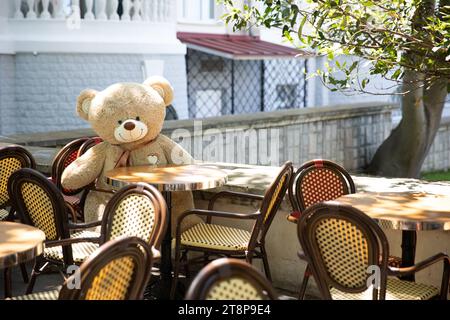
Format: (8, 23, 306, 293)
(61, 76, 202, 235)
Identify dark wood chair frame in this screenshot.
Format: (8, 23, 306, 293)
(77, 136, 103, 157)
(0, 146, 36, 298)
(288, 159, 356, 213)
(51, 136, 110, 223)
(51, 137, 89, 195)
(170, 161, 293, 298)
(8, 168, 166, 294)
(8, 168, 103, 294)
(290, 159, 405, 299)
(0, 146, 36, 220)
(185, 258, 278, 300)
(94, 183, 167, 250)
(288, 159, 356, 299)
(297, 203, 450, 300)
(58, 236, 153, 300)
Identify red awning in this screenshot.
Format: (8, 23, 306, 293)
(177, 32, 311, 60)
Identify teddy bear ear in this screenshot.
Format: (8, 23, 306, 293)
(143, 76, 174, 106)
(76, 89, 97, 120)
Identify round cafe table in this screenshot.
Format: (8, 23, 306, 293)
(0, 221, 45, 297)
(332, 191, 450, 281)
(105, 163, 228, 299)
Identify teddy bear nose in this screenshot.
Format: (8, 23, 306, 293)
(123, 121, 135, 131)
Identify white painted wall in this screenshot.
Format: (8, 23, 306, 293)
(0, 52, 188, 135)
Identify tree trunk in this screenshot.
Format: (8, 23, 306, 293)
(366, 0, 449, 178)
(366, 73, 448, 178)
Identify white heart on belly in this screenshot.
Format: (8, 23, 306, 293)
(147, 155, 159, 165)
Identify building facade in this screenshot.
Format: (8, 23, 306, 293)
(1, 0, 448, 136)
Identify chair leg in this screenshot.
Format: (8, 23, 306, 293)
(170, 246, 182, 299)
(298, 264, 311, 300)
(182, 251, 190, 279)
(3, 268, 12, 298)
(260, 245, 272, 282)
(19, 263, 29, 283)
(25, 258, 46, 295)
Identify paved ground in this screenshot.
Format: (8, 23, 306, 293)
(0, 262, 61, 299)
(1, 261, 319, 300)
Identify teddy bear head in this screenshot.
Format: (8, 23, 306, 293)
(76, 76, 173, 149)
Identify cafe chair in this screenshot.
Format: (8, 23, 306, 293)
(171, 161, 293, 298)
(297, 202, 450, 300)
(185, 258, 278, 300)
(288, 159, 356, 223)
(77, 136, 103, 156)
(0, 145, 36, 297)
(8, 168, 166, 294)
(96, 182, 167, 261)
(289, 159, 402, 299)
(0, 146, 36, 221)
(50, 137, 104, 222)
(9, 236, 153, 300)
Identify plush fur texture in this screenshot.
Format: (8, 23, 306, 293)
(61, 77, 202, 235)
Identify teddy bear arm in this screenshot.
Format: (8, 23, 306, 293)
(61, 142, 107, 189)
(158, 134, 194, 165)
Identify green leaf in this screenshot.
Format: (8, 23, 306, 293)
(349, 61, 358, 73)
(297, 16, 307, 39)
(361, 78, 370, 89)
(392, 68, 402, 80)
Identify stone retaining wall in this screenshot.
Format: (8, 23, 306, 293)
(3, 102, 450, 173)
(422, 117, 450, 173)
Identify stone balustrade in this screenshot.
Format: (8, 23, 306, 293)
(11, 0, 173, 22)
(1, 0, 183, 55)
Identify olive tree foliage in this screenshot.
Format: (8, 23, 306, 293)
(221, 0, 449, 93)
(221, 0, 450, 178)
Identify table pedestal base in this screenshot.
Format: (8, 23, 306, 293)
(400, 230, 417, 281)
(143, 191, 176, 300)
(143, 275, 186, 300)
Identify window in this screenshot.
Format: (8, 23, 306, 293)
(276, 84, 298, 109)
(178, 0, 215, 22)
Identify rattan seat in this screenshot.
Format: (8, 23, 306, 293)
(297, 203, 450, 300)
(8, 237, 154, 300)
(171, 162, 293, 298)
(8, 168, 166, 295)
(10, 289, 60, 300)
(180, 223, 251, 251)
(44, 231, 100, 264)
(330, 278, 439, 300)
(0, 209, 9, 220)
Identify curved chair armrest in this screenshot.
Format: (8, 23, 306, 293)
(179, 209, 260, 223)
(68, 220, 102, 230)
(45, 236, 101, 248)
(387, 253, 449, 277)
(388, 253, 450, 300)
(208, 191, 264, 210)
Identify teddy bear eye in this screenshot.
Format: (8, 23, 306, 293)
(136, 116, 140, 121)
(118, 120, 123, 125)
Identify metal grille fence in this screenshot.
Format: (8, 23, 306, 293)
(186, 49, 308, 119)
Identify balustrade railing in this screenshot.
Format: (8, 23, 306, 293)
(11, 0, 174, 22)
